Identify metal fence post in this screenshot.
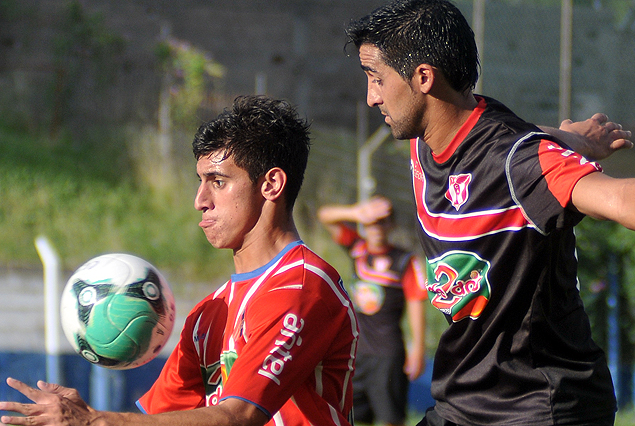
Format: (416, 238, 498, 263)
(34, 235, 63, 386)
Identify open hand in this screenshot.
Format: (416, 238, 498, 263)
(559, 113, 633, 161)
(356, 196, 392, 225)
(0, 377, 96, 426)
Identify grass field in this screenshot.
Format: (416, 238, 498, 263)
(0, 123, 235, 294)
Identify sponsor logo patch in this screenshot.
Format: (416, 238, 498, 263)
(426, 250, 491, 322)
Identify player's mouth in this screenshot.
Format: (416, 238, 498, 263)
(379, 109, 391, 125)
(199, 218, 215, 228)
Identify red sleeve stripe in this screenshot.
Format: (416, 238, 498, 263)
(538, 140, 601, 207)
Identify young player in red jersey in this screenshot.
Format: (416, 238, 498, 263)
(318, 195, 427, 426)
(346, 1, 634, 425)
(0, 95, 358, 426)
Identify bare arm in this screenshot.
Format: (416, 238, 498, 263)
(539, 113, 632, 161)
(317, 196, 392, 237)
(571, 173, 635, 230)
(404, 299, 426, 381)
(0, 378, 268, 426)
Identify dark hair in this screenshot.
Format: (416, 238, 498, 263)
(346, 0, 479, 94)
(192, 95, 311, 211)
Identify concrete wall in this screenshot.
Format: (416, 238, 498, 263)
(2, 1, 634, 132)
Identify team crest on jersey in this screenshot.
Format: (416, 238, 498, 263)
(426, 250, 491, 322)
(445, 173, 472, 211)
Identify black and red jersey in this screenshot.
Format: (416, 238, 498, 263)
(335, 225, 426, 356)
(411, 96, 616, 425)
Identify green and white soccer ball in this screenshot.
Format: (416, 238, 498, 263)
(60, 253, 176, 370)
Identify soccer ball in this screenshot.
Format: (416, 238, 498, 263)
(60, 253, 176, 370)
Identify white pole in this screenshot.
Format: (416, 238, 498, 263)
(255, 72, 267, 95)
(34, 235, 63, 385)
(357, 125, 391, 203)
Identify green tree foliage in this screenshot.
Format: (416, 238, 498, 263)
(155, 38, 226, 130)
(0, 123, 233, 293)
(576, 217, 635, 367)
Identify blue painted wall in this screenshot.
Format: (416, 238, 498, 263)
(0, 353, 165, 414)
(1, 352, 435, 416)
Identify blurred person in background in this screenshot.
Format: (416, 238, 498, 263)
(318, 195, 427, 426)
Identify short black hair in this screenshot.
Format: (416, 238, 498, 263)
(192, 95, 311, 211)
(346, 0, 479, 94)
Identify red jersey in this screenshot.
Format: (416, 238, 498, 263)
(137, 286, 227, 413)
(138, 241, 358, 426)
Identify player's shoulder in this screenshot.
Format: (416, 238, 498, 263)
(187, 282, 229, 319)
(268, 243, 343, 290)
(284, 242, 337, 269)
(477, 96, 542, 142)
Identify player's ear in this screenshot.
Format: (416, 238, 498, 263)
(412, 63, 436, 94)
(261, 167, 287, 202)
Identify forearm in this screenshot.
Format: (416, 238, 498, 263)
(0, 405, 260, 426)
(318, 196, 392, 227)
(572, 173, 635, 231)
(317, 204, 360, 225)
(404, 299, 426, 380)
(0, 378, 267, 426)
(406, 299, 426, 352)
(110, 404, 264, 426)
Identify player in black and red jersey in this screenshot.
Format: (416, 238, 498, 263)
(346, 0, 634, 425)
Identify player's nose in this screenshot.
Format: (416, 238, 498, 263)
(194, 183, 211, 211)
(367, 84, 382, 108)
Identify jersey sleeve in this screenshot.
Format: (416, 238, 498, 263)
(507, 136, 601, 234)
(402, 255, 428, 301)
(334, 223, 360, 248)
(220, 268, 353, 417)
(136, 323, 206, 413)
(137, 295, 227, 414)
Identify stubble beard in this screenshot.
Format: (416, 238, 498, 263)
(387, 117, 422, 141)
